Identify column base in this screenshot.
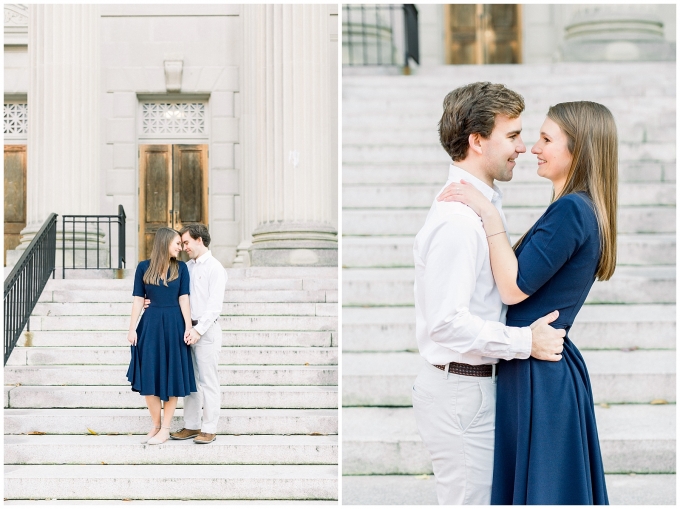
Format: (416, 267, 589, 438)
(249, 222, 338, 267)
(232, 240, 253, 268)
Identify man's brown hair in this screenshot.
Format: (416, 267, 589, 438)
(179, 223, 211, 248)
(439, 82, 525, 162)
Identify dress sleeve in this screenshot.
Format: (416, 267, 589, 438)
(179, 262, 190, 297)
(132, 262, 146, 298)
(516, 195, 593, 295)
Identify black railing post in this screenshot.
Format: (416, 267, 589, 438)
(62, 215, 65, 280)
(403, 4, 419, 74)
(118, 205, 126, 271)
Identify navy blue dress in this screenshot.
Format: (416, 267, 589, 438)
(491, 193, 609, 505)
(126, 260, 196, 402)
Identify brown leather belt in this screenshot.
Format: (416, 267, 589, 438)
(433, 361, 494, 377)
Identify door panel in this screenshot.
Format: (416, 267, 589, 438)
(139, 144, 208, 263)
(139, 145, 171, 261)
(4, 145, 27, 266)
(446, 4, 521, 65)
(173, 145, 207, 227)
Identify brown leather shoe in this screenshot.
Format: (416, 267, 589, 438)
(169, 428, 201, 440)
(193, 432, 216, 444)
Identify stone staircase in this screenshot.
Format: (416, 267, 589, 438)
(342, 62, 676, 504)
(4, 267, 338, 502)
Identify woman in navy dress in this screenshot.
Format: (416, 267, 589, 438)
(439, 101, 617, 504)
(126, 227, 196, 445)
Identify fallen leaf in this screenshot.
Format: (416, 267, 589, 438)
(122, 499, 131, 502)
(599, 402, 610, 409)
(28, 431, 46, 435)
(308, 432, 324, 436)
(650, 399, 668, 405)
(107, 432, 119, 436)
(414, 474, 430, 480)
(86, 428, 99, 435)
(629, 472, 637, 476)
(101, 462, 107, 465)
(304, 362, 309, 366)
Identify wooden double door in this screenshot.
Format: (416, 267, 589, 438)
(4, 145, 27, 266)
(445, 4, 521, 65)
(139, 144, 208, 261)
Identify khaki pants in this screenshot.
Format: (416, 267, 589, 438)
(412, 361, 497, 505)
(183, 322, 222, 434)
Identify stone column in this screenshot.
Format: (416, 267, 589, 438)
(561, 5, 674, 61)
(243, 5, 337, 267)
(7, 5, 102, 272)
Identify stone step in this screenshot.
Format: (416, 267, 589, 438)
(5, 435, 338, 465)
(342, 161, 676, 184)
(40, 289, 337, 304)
(344, 60, 674, 80)
(5, 365, 338, 387)
(41, 277, 338, 293)
(2, 501, 335, 505)
(342, 266, 676, 306)
(17, 330, 335, 348)
(341, 234, 676, 268)
(343, 206, 675, 236)
(28, 315, 338, 332)
(343, 99, 675, 122)
(341, 404, 675, 475)
(5, 386, 338, 410)
(4, 464, 338, 500)
(342, 351, 675, 406)
(341, 305, 676, 352)
(342, 142, 676, 165)
(344, 112, 675, 146)
(31, 302, 338, 317)
(343, 183, 676, 208)
(341, 474, 676, 505)
(343, 63, 675, 92)
(343, 114, 676, 145)
(7, 347, 338, 367)
(39, 278, 338, 294)
(4, 408, 338, 436)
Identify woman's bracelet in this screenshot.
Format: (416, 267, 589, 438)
(486, 230, 506, 238)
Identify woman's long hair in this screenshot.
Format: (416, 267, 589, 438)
(515, 101, 618, 281)
(143, 227, 180, 286)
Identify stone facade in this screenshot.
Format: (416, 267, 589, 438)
(345, 4, 675, 68)
(4, 4, 338, 271)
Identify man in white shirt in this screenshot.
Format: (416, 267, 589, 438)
(169, 223, 227, 444)
(412, 82, 566, 504)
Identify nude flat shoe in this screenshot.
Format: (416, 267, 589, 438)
(140, 425, 161, 444)
(147, 425, 171, 445)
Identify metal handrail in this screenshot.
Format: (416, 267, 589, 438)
(4, 213, 57, 365)
(343, 4, 419, 73)
(62, 205, 126, 279)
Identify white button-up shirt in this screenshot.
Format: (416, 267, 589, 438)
(186, 250, 227, 335)
(413, 164, 532, 365)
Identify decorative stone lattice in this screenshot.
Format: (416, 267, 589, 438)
(4, 103, 28, 135)
(142, 102, 205, 135)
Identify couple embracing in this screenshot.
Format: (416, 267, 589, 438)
(413, 82, 616, 504)
(126, 224, 227, 446)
